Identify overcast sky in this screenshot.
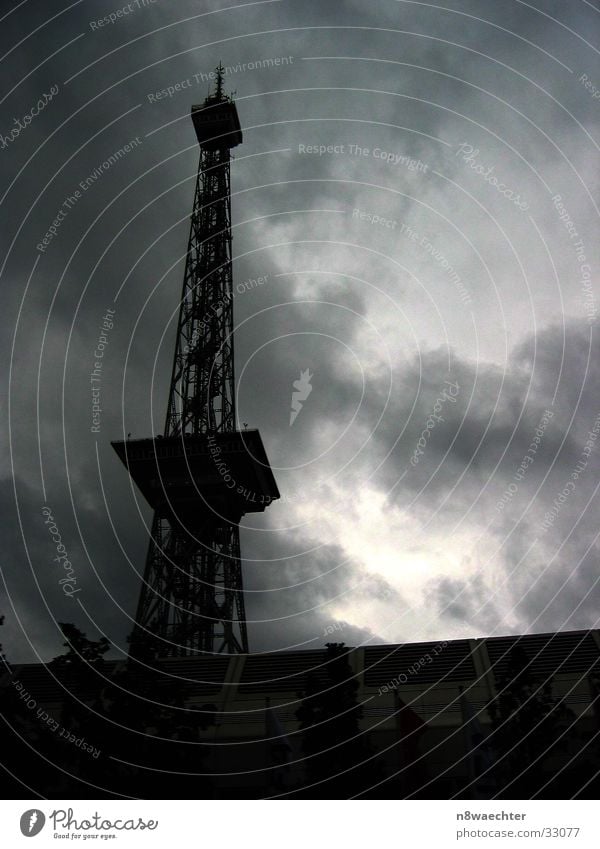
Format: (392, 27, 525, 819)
(1, 0, 599, 663)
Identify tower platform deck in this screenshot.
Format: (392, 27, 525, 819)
(191, 100, 242, 149)
(112, 429, 279, 523)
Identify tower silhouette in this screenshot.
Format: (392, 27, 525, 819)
(113, 65, 279, 658)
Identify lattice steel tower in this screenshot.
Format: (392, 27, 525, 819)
(113, 66, 279, 658)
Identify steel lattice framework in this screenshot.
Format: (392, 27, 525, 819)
(165, 144, 235, 437)
(127, 69, 252, 658)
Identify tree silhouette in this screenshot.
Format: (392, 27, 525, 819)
(487, 645, 574, 797)
(51, 623, 109, 667)
(1, 615, 72, 796)
(44, 623, 217, 798)
(295, 642, 378, 797)
(0, 614, 5, 665)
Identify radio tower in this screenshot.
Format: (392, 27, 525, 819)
(113, 65, 279, 658)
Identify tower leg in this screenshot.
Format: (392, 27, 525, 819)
(129, 513, 248, 658)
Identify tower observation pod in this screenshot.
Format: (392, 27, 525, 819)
(113, 65, 279, 658)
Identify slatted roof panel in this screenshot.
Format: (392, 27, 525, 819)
(364, 640, 476, 686)
(8, 660, 121, 703)
(7, 656, 232, 703)
(238, 649, 337, 692)
(7, 631, 598, 704)
(155, 656, 231, 695)
(485, 631, 600, 681)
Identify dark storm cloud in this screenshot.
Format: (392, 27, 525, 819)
(414, 322, 600, 638)
(427, 572, 503, 635)
(347, 320, 600, 515)
(241, 534, 387, 652)
(251, 318, 600, 640)
(0, 472, 144, 662)
(1, 0, 598, 661)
